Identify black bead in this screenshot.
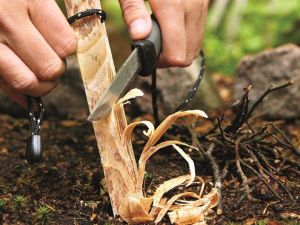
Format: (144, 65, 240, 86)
(26, 135, 42, 164)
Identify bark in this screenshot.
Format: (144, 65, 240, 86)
(64, 0, 137, 219)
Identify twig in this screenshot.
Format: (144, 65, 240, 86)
(200, 115, 224, 140)
(241, 161, 283, 200)
(226, 86, 251, 133)
(269, 123, 300, 156)
(234, 138, 257, 201)
(205, 143, 222, 214)
(255, 148, 278, 173)
(245, 145, 293, 200)
(236, 181, 262, 206)
(246, 81, 294, 120)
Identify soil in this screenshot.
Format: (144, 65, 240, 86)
(0, 77, 299, 225)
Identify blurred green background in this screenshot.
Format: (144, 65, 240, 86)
(57, 0, 300, 75)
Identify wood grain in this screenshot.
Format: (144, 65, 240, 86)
(64, 0, 138, 219)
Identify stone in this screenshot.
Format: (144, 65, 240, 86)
(129, 56, 222, 119)
(234, 44, 300, 120)
(0, 55, 222, 120)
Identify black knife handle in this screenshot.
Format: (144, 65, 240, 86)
(132, 16, 162, 77)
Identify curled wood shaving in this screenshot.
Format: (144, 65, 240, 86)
(128, 195, 153, 223)
(168, 188, 219, 224)
(122, 121, 155, 145)
(143, 110, 208, 151)
(117, 96, 218, 224)
(138, 141, 198, 191)
(116, 88, 144, 106)
(152, 175, 192, 208)
(172, 144, 196, 187)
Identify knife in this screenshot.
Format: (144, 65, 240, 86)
(88, 17, 162, 121)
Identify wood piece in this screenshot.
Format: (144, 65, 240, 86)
(64, 0, 138, 219)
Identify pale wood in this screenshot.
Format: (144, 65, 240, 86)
(64, 0, 138, 219)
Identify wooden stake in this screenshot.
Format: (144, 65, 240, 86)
(64, 0, 138, 219)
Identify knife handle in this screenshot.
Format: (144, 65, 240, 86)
(132, 16, 162, 77)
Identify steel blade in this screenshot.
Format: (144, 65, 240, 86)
(88, 48, 141, 121)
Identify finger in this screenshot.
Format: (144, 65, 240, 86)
(4, 17, 65, 81)
(149, 0, 187, 67)
(28, 0, 77, 59)
(118, 0, 152, 40)
(0, 43, 59, 97)
(185, 0, 209, 62)
(0, 79, 27, 108)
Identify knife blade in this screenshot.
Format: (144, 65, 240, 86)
(88, 17, 161, 121)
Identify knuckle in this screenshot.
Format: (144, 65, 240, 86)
(184, 58, 194, 67)
(165, 55, 188, 67)
(39, 60, 65, 80)
(10, 76, 36, 91)
(56, 34, 78, 58)
(122, 0, 140, 11)
(0, 13, 14, 34)
(30, 80, 59, 97)
(121, 0, 144, 19)
(40, 81, 59, 96)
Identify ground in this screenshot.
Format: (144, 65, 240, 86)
(0, 77, 299, 225)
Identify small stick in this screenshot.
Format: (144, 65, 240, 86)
(261, 165, 293, 200)
(241, 161, 283, 200)
(242, 127, 267, 142)
(269, 123, 300, 156)
(206, 143, 223, 214)
(200, 115, 224, 140)
(234, 138, 257, 201)
(226, 86, 251, 132)
(236, 181, 262, 206)
(246, 81, 294, 120)
(256, 148, 277, 172)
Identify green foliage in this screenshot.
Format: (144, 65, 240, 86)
(54, 0, 299, 75)
(104, 222, 113, 225)
(13, 195, 27, 210)
(144, 171, 153, 180)
(102, 0, 125, 29)
(13, 195, 28, 221)
(0, 199, 6, 211)
(35, 206, 52, 225)
(204, 0, 300, 75)
(256, 220, 267, 225)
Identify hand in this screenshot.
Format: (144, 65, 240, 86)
(0, 0, 77, 106)
(118, 0, 209, 68)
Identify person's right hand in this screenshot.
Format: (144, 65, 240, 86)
(0, 0, 77, 107)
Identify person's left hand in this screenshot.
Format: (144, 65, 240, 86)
(118, 0, 209, 68)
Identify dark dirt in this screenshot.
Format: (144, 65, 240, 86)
(0, 73, 299, 225)
(0, 110, 299, 224)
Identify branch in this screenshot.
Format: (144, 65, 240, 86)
(246, 81, 294, 120)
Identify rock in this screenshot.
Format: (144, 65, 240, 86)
(0, 55, 222, 120)
(129, 56, 222, 119)
(234, 44, 300, 120)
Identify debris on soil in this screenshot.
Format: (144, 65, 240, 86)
(115, 90, 219, 224)
(0, 80, 299, 224)
(188, 80, 300, 220)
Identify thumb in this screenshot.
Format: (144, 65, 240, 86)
(119, 0, 151, 40)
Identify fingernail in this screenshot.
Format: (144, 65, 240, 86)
(129, 19, 147, 38)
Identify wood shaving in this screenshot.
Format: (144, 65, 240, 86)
(119, 91, 219, 224)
